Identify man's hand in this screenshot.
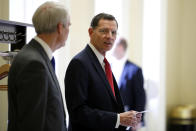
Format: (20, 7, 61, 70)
(119, 111, 142, 128)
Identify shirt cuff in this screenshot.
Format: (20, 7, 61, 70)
(115, 114, 120, 128)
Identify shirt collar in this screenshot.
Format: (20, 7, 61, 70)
(34, 36, 53, 60)
(88, 43, 104, 66)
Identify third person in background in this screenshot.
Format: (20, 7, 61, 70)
(112, 37, 146, 131)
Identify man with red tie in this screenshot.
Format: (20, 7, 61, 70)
(65, 13, 142, 131)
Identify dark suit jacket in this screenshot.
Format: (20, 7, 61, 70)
(65, 45, 126, 131)
(8, 39, 67, 131)
(118, 61, 146, 121)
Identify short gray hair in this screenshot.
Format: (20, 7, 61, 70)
(32, 1, 69, 34)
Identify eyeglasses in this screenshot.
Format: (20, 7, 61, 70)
(97, 28, 117, 37)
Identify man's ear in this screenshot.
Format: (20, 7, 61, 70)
(88, 27, 94, 36)
(57, 23, 63, 34)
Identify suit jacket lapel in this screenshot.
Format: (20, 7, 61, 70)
(85, 45, 117, 103)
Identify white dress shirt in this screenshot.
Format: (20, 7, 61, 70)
(34, 36, 53, 61)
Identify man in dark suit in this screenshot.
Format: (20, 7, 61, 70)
(8, 2, 71, 131)
(112, 38, 146, 131)
(65, 13, 141, 131)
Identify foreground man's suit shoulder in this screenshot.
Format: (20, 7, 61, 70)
(8, 39, 67, 131)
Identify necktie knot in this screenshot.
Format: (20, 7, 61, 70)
(51, 57, 55, 71)
(104, 58, 109, 67)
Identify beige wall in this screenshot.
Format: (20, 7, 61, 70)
(69, 0, 94, 58)
(0, 0, 9, 131)
(128, 0, 143, 67)
(180, 0, 196, 105)
(166, 0, 196, 119)
(0, 0, 9, 20)
(166, 0, 182, 114)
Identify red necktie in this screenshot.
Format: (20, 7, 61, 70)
(104, 58, 115, 97)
